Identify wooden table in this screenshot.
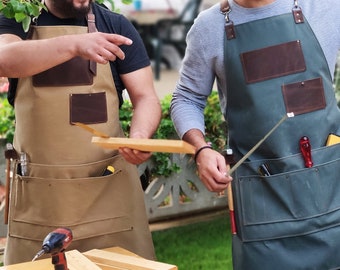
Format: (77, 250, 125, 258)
(0, 247, 177, 270)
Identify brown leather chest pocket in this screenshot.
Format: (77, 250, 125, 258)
(70, 92, 108, 124)
(282, 77, 326, 115)
(240, 40, 306, 84)
(33, 57, 94, 87)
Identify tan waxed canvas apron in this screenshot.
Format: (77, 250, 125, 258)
(5, 19, 155, 265)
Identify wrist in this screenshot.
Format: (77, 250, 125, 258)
(194, 143, 212, 163)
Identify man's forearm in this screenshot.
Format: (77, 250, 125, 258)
(0, 32, 132, 78)
(0, 34, 75, 78)
(182, 129, 210, 150)
(129, 97, 162, 139)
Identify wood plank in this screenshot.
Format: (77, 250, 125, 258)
(0, 247, 178, 270)
(84, 249, 178, 270)
(0, 250, 101, 270)
(0, 258, 53, 270)
(66, 250, 102, 270)
(92, 137, 195, 154)
(102, 247, 141, 258)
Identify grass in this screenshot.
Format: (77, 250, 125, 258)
(152, 213, 233, 270)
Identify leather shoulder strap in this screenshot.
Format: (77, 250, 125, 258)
(220, 0, 235, 40)
(220, 0, 230, 13)
(87, 6, 97, 75)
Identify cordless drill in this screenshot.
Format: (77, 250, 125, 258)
(32, 227, 73, 270)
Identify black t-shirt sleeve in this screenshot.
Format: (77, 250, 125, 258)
(93, 4, 151, 105)
(0, 14, 27, 38)
(109, 15, 151, 103)
(114, 15, 150, 74)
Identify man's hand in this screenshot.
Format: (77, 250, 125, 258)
(118, 148, 152, 165)
(74, 32, 133, 64)
(195, 147, 233, 192)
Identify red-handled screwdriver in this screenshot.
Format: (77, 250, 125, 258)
(299, 136, 313, 168)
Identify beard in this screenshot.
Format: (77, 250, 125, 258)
(50, 0, 93, 18)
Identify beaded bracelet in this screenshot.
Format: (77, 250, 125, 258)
(194, 145, 213, 162)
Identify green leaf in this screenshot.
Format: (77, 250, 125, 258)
(9, 0, 25, 13)
(14, 12, 26, 22)
(0, 2, 5, 11)
(122, 0, 133, 4)
(1, 2, 15, 18)
(26, 2, 41, 17)
(21, 15, 31, 32)
(105, 0, 115, 10)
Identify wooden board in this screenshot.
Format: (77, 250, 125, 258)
(92, 137, 196, 154)
(67, 250, 102, 270)
(0, 250, 100, 270)
(0, 258, 52, 270)
(0, 247, 178, 270)
(84, 249, 178, 270)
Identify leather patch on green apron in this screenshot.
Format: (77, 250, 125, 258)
(70, 92, 108, 124)
(240, 40, 306, 83)
(33, 56, 94, 87)
(282, 77, 326, 115)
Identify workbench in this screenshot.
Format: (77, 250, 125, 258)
(0, 247, 177, 270)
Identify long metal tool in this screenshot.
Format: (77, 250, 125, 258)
(229, 113, 293, 174)
(4, 143, 18, 224)
(225, 113, 294, 234)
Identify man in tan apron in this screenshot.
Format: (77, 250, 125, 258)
(0, 0, 161, 265)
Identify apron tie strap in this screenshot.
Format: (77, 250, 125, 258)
(87, 7, 97, 75)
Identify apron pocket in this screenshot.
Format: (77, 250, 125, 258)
(9, 155, 135, 240)
(240, 40, 306, 83)
(70, 92, 108, 124)
(9, 216, 132, 242)
(33, 57, 93, 87)
(28, 156, 115, 179)
(234, 144, 340, 242)
(282, 77, 326, 115)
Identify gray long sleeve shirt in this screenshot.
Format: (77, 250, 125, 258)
(170, 0, 340, 139)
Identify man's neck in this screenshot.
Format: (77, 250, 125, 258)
(234, 0, 275, 8)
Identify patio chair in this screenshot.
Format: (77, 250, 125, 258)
(150, 0, 202, 79)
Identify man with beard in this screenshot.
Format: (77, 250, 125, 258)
(0, 0, 161, 265)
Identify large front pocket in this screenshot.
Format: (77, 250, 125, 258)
(9, 155, 136, 242)
(233, 143, 340, 242)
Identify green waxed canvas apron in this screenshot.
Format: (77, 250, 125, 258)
(221, 1, 340, 269)
(4, 11, 155, 265)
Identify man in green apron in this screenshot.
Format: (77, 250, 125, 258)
(0, 0, 161, 265)
(171, 0, 340, 269)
